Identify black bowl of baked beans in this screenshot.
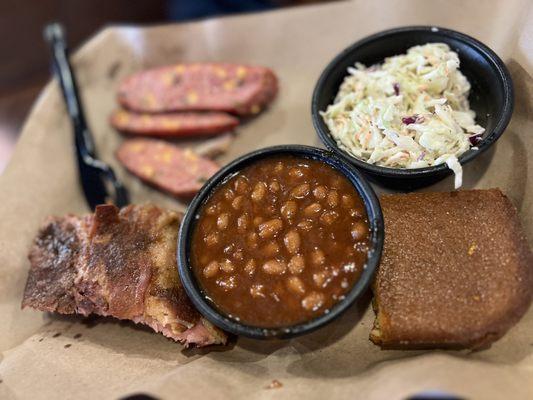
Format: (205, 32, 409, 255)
(178, 145, 384, 339)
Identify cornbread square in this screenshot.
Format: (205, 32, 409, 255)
(371, 189, 532, 349)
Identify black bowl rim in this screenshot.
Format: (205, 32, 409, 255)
(311, 25, 514, 179)
(177, 144, 384, 339)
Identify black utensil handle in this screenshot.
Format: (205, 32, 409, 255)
(43, 22, 130, 209)
(44, 23, 96, 157)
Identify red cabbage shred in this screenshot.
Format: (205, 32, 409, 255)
(469, 134, 483, 145)
(393, 83, 400, 96)
(402, 116, 417, 125)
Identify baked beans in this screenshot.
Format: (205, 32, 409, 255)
(191, 155, 370, 327)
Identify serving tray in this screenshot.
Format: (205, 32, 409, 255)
(0, 1, 532, 398)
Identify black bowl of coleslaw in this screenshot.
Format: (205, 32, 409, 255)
(312, 26, 514, 190)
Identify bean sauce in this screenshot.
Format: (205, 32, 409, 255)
(190, 155, 370, 327)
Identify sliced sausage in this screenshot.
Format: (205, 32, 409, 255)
(116, 138, 219, 197)
(110, 109, 239, 137)
(117, 63, 278, 116)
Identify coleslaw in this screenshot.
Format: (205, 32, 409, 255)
(321, 43, 485, 189)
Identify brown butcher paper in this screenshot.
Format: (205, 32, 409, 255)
(1, 0, 533, 399)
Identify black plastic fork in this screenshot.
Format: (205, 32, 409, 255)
(43, 22, 129, 210)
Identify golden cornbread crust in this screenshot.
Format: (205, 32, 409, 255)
(371, 189, 533, 349)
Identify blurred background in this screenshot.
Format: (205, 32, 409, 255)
(0, 0, 335, 173)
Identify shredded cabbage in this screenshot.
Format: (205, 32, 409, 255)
(320, 43, 484, 189)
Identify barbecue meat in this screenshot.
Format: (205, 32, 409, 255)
(22, 204, 226, 347)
